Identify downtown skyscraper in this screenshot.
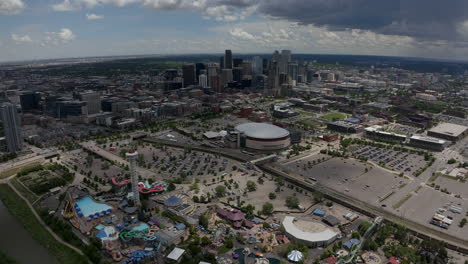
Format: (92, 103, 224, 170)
(224, 50, 233, 69)
(0, 102, 22, 152)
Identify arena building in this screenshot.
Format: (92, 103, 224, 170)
(235, 123, 291, 151)
(282, 216, 339, 247)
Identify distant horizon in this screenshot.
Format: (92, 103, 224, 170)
(3, 51, 468, 66)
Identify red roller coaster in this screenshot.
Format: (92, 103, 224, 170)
(111, 177, 165, 194)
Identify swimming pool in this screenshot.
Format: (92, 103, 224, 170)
(132, 223, 149, 231)
(75, 196, 112, 218)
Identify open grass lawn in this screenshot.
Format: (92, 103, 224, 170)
(320, 112, 347, 121)
(0, 161, 42, 179)
(296, 119, 322, 128)
(10, 177, 38, 203)
(0, 184, 88, 264)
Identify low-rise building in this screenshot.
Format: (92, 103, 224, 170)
(409, 135, 447, 151)
(428, 122, 468, 141)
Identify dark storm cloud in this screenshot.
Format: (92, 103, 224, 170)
(256, 0, 468, 40)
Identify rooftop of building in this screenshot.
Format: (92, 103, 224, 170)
(428, 122, 468, 137)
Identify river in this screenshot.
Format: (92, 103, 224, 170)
(0, 200, 58, 264)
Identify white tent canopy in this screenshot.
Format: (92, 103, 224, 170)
(287, 250, 304, 262)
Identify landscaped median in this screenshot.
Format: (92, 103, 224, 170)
(0, 184, 88, 264)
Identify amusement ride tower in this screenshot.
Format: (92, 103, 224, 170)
(126, 151, 140, 207)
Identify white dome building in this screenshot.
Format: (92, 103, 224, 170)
(235, 123, 290, 151)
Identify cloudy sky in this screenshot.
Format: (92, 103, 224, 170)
(2, 0, 468, 62)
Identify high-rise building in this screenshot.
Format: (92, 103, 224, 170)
(279, 50, 291, 74)
(19, 92, 41, 112)
(288, 63, 298, 82)
(76, 91, 100, 114)
(0, 102, 22, 153)
(126, 151, 140, 207)
(267, 61, 280, 96)
(224, 50, 233, 69)
(252, 56, 263, 76)
(241, 62, 252, 78)
(233, 67, 243, 82)
(195, 63, 206, 82)
(209, 75, 222, 93)
(207, 63, 219, 77)
(233, 58, 243, 68)
(182, 64, 196, 87)
(272, 50, 281, 63)
(221, 69, 233, 85)
(57, 100, 88, 119)
(199, 74, 208, 88)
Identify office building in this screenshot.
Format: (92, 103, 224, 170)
(288, 63, 298, 82)
(195, 63, 206, 82)
(198, 74, 208, 88)
(57, 100, 88, 119)
(182, 64, 196, 87)
(0, 102, 22, 152)
(224, 50, 233, 69)
(409, 135, 447, 151)
(221, 69, 233, 86)
(76, 91, 101, 114)
(233, 58, 243, 68)
(232, 67, 243, 82)
(252, 56, 263, 76)
(279, 50, 291, 73)
(19, 92, 41, 112)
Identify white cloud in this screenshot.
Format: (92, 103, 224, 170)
(229, 28, 255, 40)
(11, 34, 32, 43)
(0, 0, 25, 14)
(51, 0, 139, 11)
(86, 13, 104, 20)
(51, 0, 78, 11)
(44, 28, 76, 45)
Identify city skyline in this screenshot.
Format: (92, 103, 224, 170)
(2, 0, 468, 62)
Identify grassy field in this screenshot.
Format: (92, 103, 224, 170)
(0, 184, 88, 264)
(10, 177, 38, 203)
(0, 161, 42, 179)
(298, 110, 316, 117)
(320, 112, 347, 121)
(296, 119, 322, 128)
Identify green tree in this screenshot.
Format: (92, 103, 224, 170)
(262, 202, 274, 215)
(268, 192, 276, 200)
(286, 195, 300, 209)
(246, 180, 257, 192)
(215, 185, 227, 197)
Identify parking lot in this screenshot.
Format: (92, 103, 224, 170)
(396, 186, 468, 239)
(351, 145, 427, 176)
(135, 144, 247, 182)
(281, 156, 408, 206)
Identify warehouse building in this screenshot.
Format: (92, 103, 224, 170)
(427, 123, 468, 141)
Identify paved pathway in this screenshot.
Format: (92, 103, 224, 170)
(3, 180, 87, 260)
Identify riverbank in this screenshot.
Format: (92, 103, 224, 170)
(0, 184, 88, 264)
